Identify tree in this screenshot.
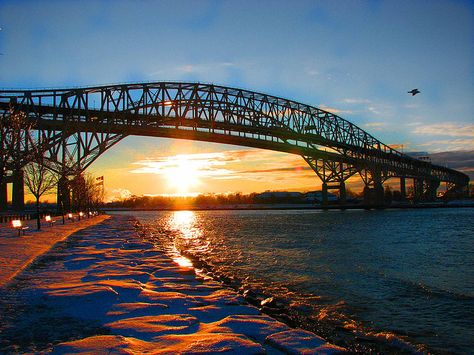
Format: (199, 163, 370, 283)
(84, 173, 105, 212)
(69, 173, 105, 214)
(24, 161, 57, 229)
(0, 105, 35, 186)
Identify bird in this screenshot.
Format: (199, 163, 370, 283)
(408, 89, 420, 96)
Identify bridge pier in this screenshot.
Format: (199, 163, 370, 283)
(362, 181, 384, 208)
(12, 170, 25, 212)
(57, 176, 71, 214)
(322, 182, 347, 206)
(426, 179, 440, 201)
(0, 182, 7, 212)
(413, 178, 440, 202)
(413, 178, 423, 203)
(400, 177, 406, 201)
(444, 182, 469, 199)
(360, 170, 386, 208)
(304, 158, 355, 207)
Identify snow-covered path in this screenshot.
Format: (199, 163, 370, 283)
(0, 215, 109, 287)
(0, 214, 345, 354)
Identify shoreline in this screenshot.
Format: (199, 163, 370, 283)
(0, 214, 346, 354)
(151, 229, 425, 354)
(104, 200, 474, 212)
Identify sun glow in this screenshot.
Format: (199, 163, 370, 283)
(165, 156, 201, 194)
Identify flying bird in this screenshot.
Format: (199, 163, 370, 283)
(408, 89, 420, 96)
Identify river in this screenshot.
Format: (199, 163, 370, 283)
(125, 207, 474, 354)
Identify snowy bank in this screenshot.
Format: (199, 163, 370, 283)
(0, 215, 345, 354)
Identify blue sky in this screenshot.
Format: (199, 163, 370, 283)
(1, 0, 473, 197)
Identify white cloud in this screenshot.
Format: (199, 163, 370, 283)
(364, 122, 385, 128)
(417, 139, 474, 152)
(319, 104, 353, 115)
(413, 123, 474, 138)
(341, 98, 371, 104)
(110, 188, 133, 201)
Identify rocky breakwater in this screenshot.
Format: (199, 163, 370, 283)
(0, 215, 346, 354)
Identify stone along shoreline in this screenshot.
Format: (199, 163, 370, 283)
(0, 214, 345, 354)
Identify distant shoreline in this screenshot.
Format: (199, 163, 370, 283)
(104, 200, 474, 212)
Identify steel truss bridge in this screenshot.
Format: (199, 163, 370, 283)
(0, 82, 469, 210)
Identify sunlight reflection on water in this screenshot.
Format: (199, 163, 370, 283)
(167, 211, 200, 268)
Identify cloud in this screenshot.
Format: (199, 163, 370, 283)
(417, 139, 474, 152)
(318, 104, 353, 115)
(364, 122, 385, 128)
(129, 149, 272, 180)
(406, 122, 422, 126)
(413, 123, 474, 138)
(387, 143, 408, 150)
(341, 98, 371, 104)
(239, 166, 312, 174)
(131, 152, 236, 177)
(110, 188, 133, 201)
(148, 62, 238, 79)
(426, 150, 474, 179)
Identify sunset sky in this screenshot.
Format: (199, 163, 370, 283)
(1, 0, 473, 200)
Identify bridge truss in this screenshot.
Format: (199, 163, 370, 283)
(0, 82, 469, 209)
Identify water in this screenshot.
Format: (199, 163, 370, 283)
(128, 208, 474, 354)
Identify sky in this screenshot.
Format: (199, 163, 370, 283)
(0, 0, 473, 200)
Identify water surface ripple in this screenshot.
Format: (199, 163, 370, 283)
(129, 208, 474, 354)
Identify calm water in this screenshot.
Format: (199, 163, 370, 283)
(129, 208, 474, 354)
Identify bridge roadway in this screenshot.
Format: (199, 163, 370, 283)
(0, 82, 469, 209)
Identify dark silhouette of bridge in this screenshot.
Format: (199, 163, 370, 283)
(0, 82, 469, 210)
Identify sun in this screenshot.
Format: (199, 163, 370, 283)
(165, 155, 201, 194)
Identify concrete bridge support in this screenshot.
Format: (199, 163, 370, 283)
(57, 176, 71, 214)
(400, 177, 407, 201)
(426, 179, 440, 201)
(360, 170, 386, 208)
(304, 157, 356, 206)
(12, 170, 25, 212)
(413, 178, 439, 202)
(362, 181, 385, 207)
(0, 182, 7, 212)
(322, 182, 347, 205)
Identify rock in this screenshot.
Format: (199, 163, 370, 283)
(105, 314, 199, 340)
(51, 335, 155, 354)
(154, 332, 265, 354)
(261, 297, 275, 307)
(209, 314, 291, 343)
(265, 329, 327, 354)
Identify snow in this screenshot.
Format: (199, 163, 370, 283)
(0, 215, 346, 354)
(0, 215, 110, 286)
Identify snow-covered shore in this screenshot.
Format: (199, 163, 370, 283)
(0, 214, 345, 354)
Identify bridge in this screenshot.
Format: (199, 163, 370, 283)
(0, 82, 469, 210)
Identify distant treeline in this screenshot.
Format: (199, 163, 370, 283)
(105, 192, 323, 208)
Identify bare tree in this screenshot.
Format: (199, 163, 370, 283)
(0, 105, 35, 186)
(24, 161, 57, 230)
(68, 173, 104, 215)
(84, 174, 104, 212)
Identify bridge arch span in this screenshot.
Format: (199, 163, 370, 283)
(0, 82, 469, 208)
